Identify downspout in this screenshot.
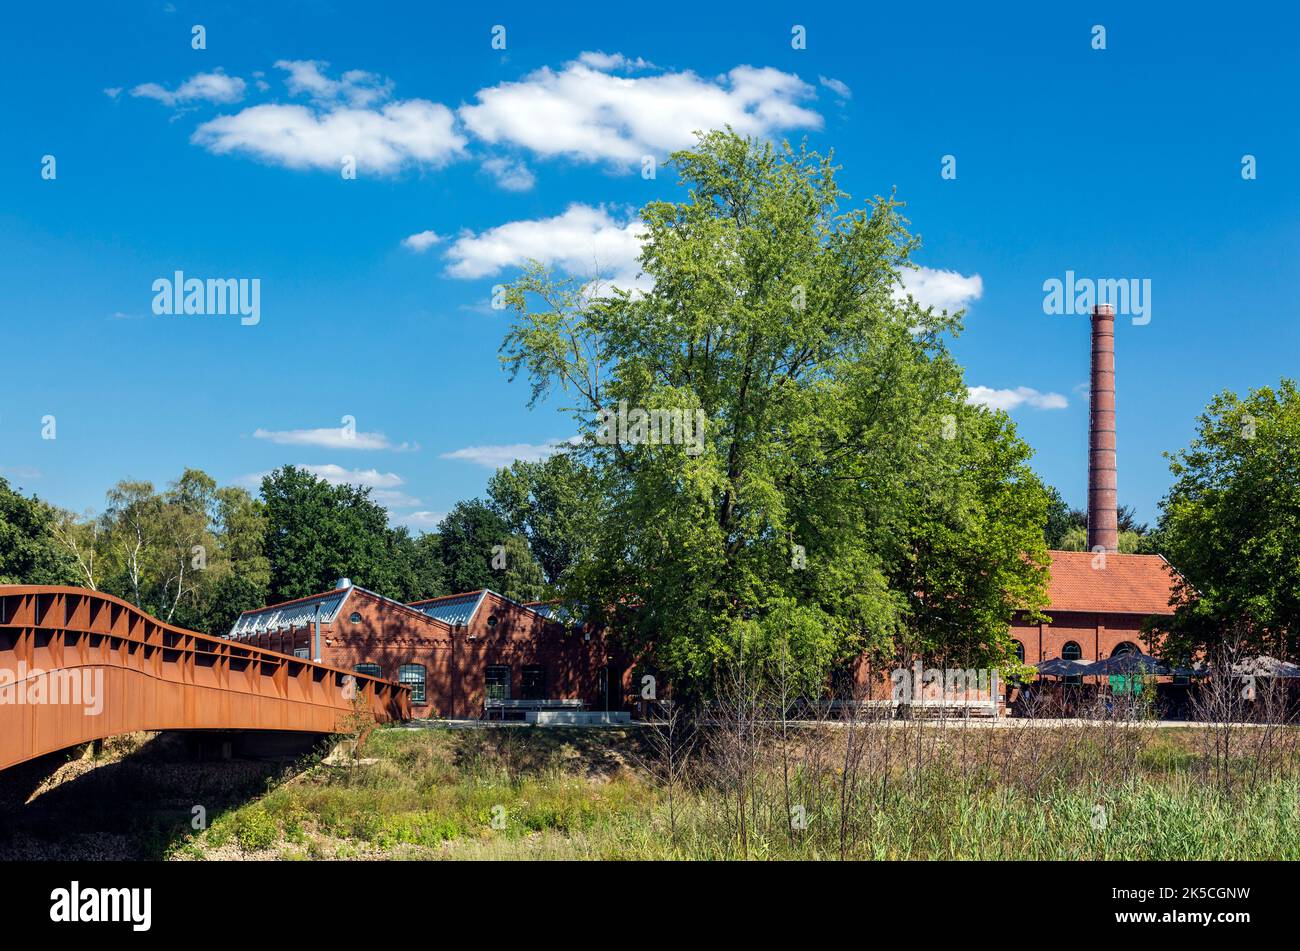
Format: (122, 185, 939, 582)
(313, 604, 322, 663)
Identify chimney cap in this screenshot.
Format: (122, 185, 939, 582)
(336, 577, 353, 589)
(1092, 303, 1116, 317)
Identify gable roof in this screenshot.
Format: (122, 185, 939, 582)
(230, 582, 450, 638)
(408, 589, 556, 626)
(229, 586, 355, 637)
(1043, 551, 1179, 616)
(408, 590, 488, 626)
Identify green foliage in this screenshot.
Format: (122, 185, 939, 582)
(499, 130, 1049, 690)
(487, 452, 597, 584)
(233, 806, 279, 852)
(435, 499, 546, 601)
(260, 465, 443, 604)
(1150, 378, 1300, 659)
(1043, 486, 1080, 549)
(0, 476, 79, 585)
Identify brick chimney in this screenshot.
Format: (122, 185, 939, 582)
(1088, 303, 1119, 552)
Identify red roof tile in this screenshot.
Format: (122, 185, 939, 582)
(1043, 551, 1178, 615)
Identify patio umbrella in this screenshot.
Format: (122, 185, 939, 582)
(1034, 657, 1095, 677)
(1083, 653, 1171, 676)
(1230, 655, 1300, 678)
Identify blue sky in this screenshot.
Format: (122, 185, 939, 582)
(2, 1, 1297, 531)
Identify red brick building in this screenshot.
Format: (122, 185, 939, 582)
(227, 580, 628, 719)
(1010, 550, 1179, 665)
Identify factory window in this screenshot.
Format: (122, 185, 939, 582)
(1111, 642, 1139, 657)
(293, 648, 309, 659)
(354, 663, 382, 678)
(349, 612, 362, 624)
(1011, 640, 1025, 663)
(1061, 641, 1083, 686)
(399, 664, 427, 704)
(521, 665, 546, 701)
(486, 614, 499, 629)
(485, 665, 511, 701)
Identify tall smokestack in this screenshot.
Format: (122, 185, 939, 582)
(1088, 303, 1119, 553)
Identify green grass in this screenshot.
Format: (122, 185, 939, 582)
(161, 723, 1300, 861)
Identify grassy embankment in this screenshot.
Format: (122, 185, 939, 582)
(4, 718, 1298, 860)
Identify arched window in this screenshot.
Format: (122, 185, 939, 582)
(354, 663, 382, 678)
(1111, 642, 1139, 657)
(1011, 640, 1025, 663)
(399, 664, 427, 704)
(1061, 641, 1083, 685)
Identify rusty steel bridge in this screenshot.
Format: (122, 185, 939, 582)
(0, 585, 409, 771)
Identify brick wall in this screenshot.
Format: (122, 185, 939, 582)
(236, 589, 629, 719)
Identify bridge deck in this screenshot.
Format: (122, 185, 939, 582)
(0, 586, 409, 771)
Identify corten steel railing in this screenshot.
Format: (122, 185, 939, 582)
(0, 585, 410, 771)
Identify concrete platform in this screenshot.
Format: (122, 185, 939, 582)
(526, 710, 631, 725)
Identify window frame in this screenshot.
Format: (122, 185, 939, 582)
(520, 664, 546, 701)
(485, 665, 511, 701)
(354, 663, 382, 679)
(399, 663, 427, 704)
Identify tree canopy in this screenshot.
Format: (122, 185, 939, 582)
(0, 477, 78, 586)
(499, 130, 1050, 692)
(1148, 379, 1300, 660)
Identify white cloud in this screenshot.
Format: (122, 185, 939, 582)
(275, 59, 393, 107)
(441, 440, 570, 469)
(369, 489, 423, 508)
(193, 98, 465, 174)
(393, 510, 446, 531)
(131, 70, 246, 107)
(301, 464, 405, 489)
(442, 203, 648, 291)
(238, 465, 421, 512)
(819, 75, 852, 101)
(481, 156, 536, 191)
(402, 230, 443, 252)
(897, 266, 983, 312)
(0, 465, 42, 480)
(103, 87, 123, 100)
(575, 51, 653, 72)
(966, 386, 1069, 412)
(252, 425, 416, 451)
(459, 59, 822, 166)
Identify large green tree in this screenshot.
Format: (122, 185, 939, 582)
(0, 477, 78, 585)
(499, 130, 1049, 691)
(261, 465, 415, 603)
(487, 452, 597, 584)
(436, 499, 545, 602)
(1148, 379, 1300, 660)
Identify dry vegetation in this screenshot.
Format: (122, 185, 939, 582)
(4, 672, 1299, 861)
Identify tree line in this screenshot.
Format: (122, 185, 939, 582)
(0, 455, 590, 638)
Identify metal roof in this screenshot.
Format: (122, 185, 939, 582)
(228, 587, 354, 638)
(410, 590, 488, 626)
